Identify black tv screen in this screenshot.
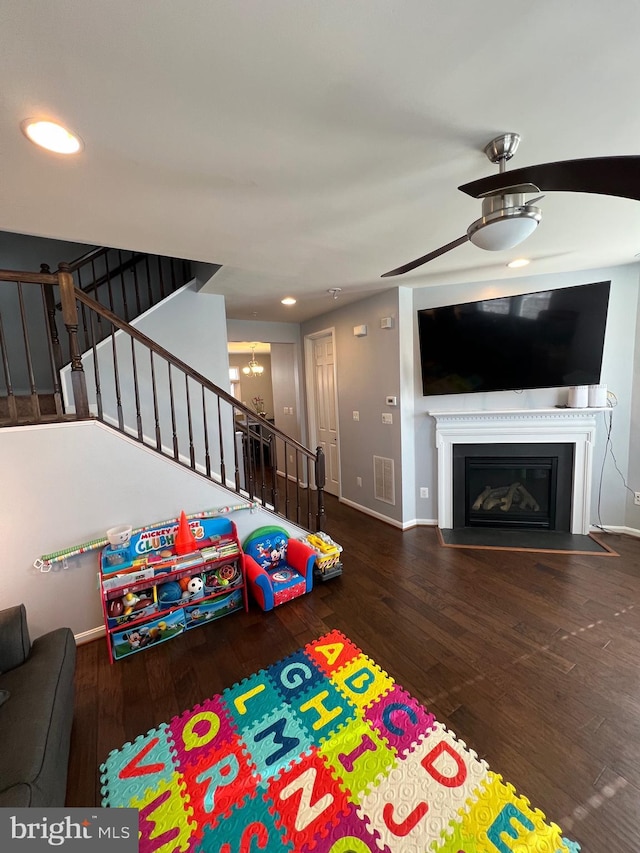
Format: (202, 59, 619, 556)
(417, 281, 610, 396)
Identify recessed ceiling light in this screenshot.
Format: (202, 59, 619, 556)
(507, 258, 530, 269)
(21, 119, 83, 154)
(281, 297, 296, 305)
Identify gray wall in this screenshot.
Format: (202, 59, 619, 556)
(302, 289, 403, 523)
(229, 353, 274, 417)
(412, 264, 640, 530)
(627, 295, 640, 528)
(227, 319, 306, 444)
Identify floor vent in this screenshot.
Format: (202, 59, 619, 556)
(373, 455, 395, 505)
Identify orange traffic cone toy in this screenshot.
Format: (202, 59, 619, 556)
(174, 510, 198, 555)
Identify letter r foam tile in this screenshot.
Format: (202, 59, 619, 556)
(100, 633, 579, 852)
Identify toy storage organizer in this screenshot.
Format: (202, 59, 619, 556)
(99, 516, 247, 662)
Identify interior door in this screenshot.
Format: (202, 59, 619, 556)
(310, 332, 339, 496)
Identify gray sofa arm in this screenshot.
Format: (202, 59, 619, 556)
(0, 605, 31, 673)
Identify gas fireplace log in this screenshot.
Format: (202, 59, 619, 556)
(501, 481, 522, 512)
(472, 486, 492, 511)
(481, 485, 512, 511)
(515, 483, 540, 511)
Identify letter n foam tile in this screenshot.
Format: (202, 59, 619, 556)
(265, 748, 351, 850)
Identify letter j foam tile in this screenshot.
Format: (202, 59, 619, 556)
(99, 631, 581, 853)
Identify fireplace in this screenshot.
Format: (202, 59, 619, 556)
(452, 443, 574, 531)
(429, 408, 601, 535)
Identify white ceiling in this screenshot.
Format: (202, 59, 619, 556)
(3, 1, 640, 322)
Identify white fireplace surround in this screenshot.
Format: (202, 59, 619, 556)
(429, 408, 603, 535)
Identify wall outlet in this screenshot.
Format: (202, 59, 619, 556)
(382, 413, 393, 424)
(353, 411, 359, 421)
(420, 487, 429, 499)
(357, 476, 362, 487)
(634, 491, 640, 506)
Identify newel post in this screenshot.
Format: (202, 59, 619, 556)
(41, 263, 63, 373)
(315, 446, 326, 532)
(57, 262, 89, 418)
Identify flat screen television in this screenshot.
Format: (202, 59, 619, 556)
(417, 281, 610, 396)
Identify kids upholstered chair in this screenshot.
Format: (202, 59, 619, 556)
(242, 525, 316, 611)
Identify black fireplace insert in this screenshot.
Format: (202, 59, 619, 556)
(453, 443, 574, 531)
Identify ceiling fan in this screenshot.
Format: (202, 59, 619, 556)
(381, 133, 640, 277)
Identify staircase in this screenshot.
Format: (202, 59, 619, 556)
(0, 248, 326, 531)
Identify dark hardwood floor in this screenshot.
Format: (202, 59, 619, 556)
(67, 495, 640, 852)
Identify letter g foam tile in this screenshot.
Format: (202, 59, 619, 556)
(100, 633, 580, 853)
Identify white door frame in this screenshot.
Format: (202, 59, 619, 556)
(304, 328, 341, 497)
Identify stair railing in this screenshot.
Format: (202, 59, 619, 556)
(0, 263, 326, 531)
(68, 287, 326, 531)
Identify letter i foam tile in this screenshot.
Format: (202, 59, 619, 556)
(99, 629, 581, 852)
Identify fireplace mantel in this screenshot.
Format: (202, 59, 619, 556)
(429, 407, 604, 534)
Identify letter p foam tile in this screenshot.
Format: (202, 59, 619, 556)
(100, 632, 580, 852)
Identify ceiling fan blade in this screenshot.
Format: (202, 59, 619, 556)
(459, 156, 640, 201)
(381, 234, 469, 277)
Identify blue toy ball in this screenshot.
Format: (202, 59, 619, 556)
(157, 581, 182, 609)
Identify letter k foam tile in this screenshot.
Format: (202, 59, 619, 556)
(100, 633, 580, 852)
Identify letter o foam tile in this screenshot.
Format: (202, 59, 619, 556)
(100, 632, 581, 853)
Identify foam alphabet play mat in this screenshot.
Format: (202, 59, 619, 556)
(100, 630, 580, 852)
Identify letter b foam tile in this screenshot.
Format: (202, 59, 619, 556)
(101, 633, 580, 853)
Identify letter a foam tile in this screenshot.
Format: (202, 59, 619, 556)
(100, 632, 581, 853)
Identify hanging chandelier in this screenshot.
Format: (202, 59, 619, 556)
(242, 345, 264, 377)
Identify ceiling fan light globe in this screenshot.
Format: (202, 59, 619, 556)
(467, 207, 541, 251)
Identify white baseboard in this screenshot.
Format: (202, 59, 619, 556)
(591, 524, 640, 538)
(74, 625, 105, 645)
(336, 498, 439, 530)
